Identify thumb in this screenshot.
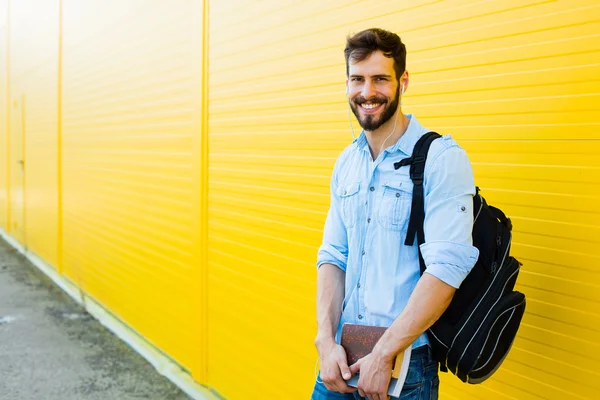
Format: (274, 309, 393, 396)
(349, 360, 361, 375)
(339, 361, 352, 380)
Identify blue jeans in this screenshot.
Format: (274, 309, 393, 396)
(311, 345, 439, 400)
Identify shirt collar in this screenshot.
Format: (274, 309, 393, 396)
(353, 114, 426, 157)
(354, 130, 369, 150)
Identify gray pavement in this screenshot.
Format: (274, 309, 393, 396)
(0, 238, 191, 400)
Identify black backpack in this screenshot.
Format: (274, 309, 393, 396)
(394, 132, 526, 384)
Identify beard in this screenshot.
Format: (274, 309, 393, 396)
(349, 86, 400, 131)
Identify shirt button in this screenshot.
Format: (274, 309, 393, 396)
(362, 250, 365, 255)
(370, 186, 375, 192)
(358, 314, 363, 319)
(367, 218, 371, 223)
(396, 192, 400, 197)
(357, 283, 361, 288)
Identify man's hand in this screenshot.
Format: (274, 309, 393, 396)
(349, 352, 394, 400)
(316, 339, 357, 394)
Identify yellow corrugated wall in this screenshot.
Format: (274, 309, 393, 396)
(8, 0, 60, 268)
(60, 0, 206, 376)
(6, 0, 25, 245)
(1, 0, 208, 383)
(0, 0, 7, 232)
(2, 0, 600, 399)
(208, 0, 600, 399)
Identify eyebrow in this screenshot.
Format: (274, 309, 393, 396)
(349, 74, 393, 79)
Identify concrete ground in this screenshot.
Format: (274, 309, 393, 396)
(0, 238, 191, 400)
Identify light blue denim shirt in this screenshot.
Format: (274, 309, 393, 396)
(317, 114, 479, 349)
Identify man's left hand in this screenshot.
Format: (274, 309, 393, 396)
(349, 352, 393, 400)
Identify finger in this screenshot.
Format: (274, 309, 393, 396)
(349, 360, 361, 375)
(370, 393, 381, 400)
(330, 376, 347, 393)
(324, 365, 346, 392)
(340, 383, 358, 394)
(338, 360, 352, 381)
(322, 377, 336, 392)
(321, 371, 339, 392)
(331, 374, 352, 394)
(336, 370, 357, 394)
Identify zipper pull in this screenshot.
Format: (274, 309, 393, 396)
(491, 262, 498, 274)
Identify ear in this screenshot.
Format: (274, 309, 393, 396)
(400, 71, 409, 93)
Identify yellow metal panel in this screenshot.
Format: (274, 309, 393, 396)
(61, 0, 206, 375)
(8, 0, 60, 268)
(209, 0, 600, 399)
(0, 0, 7, 231)
(8, 94, 24, 244)
(7, 0, 29, 244)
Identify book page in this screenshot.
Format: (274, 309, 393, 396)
(347, 346, 412, 397)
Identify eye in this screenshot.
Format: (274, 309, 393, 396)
(350, 77, 363, 82)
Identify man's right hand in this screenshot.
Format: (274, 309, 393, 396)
(316, 339, 357, 394)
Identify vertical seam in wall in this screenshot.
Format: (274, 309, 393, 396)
(57, 0, 63, 274)
(5, 0, 10, 232)
(201, 0, 210, 384)
(20, 93, 25, 248)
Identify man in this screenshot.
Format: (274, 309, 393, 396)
(312, 28, 479, 400)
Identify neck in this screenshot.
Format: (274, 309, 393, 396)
(365, 109, 410, 160)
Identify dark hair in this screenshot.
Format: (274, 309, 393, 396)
(344, 28, 407, 81)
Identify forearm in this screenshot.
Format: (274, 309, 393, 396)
(315, 263, 346, 352)
(373, 273, 456, 361)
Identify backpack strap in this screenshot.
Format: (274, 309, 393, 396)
(393, 132, 441, 274)
(489, 205, 513, 231)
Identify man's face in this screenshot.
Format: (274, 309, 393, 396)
(347, 50, 400, 132)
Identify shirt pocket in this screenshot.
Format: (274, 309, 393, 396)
(377, 180, 412, 232)
(337, 181, 361, 229)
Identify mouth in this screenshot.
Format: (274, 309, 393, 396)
(358, 101, 384, 113)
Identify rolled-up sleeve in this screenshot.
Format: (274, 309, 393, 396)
(316, 160, 348, 272)
(420, 144, 479, 288)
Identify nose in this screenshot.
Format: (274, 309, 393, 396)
(361, 81, 376, 99)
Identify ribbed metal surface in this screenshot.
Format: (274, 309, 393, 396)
(2, 1, 599, 398)
(7, 0, 28, 245)
(61, 0, 204, 373)
(0, 0, 7, 232)
(407, 2, 600, 399)
(8, 0, 60, 268)
(209, 0, 600, 399)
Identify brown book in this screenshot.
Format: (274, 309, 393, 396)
(341, 323, 403, 379)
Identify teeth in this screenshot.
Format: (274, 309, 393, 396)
(361, 103, 381, 109)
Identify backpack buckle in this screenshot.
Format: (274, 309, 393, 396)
(413, 155, 426, 164)
(412, 172, 424, 185)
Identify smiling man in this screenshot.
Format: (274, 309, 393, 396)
(312, 29, 479, 400)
